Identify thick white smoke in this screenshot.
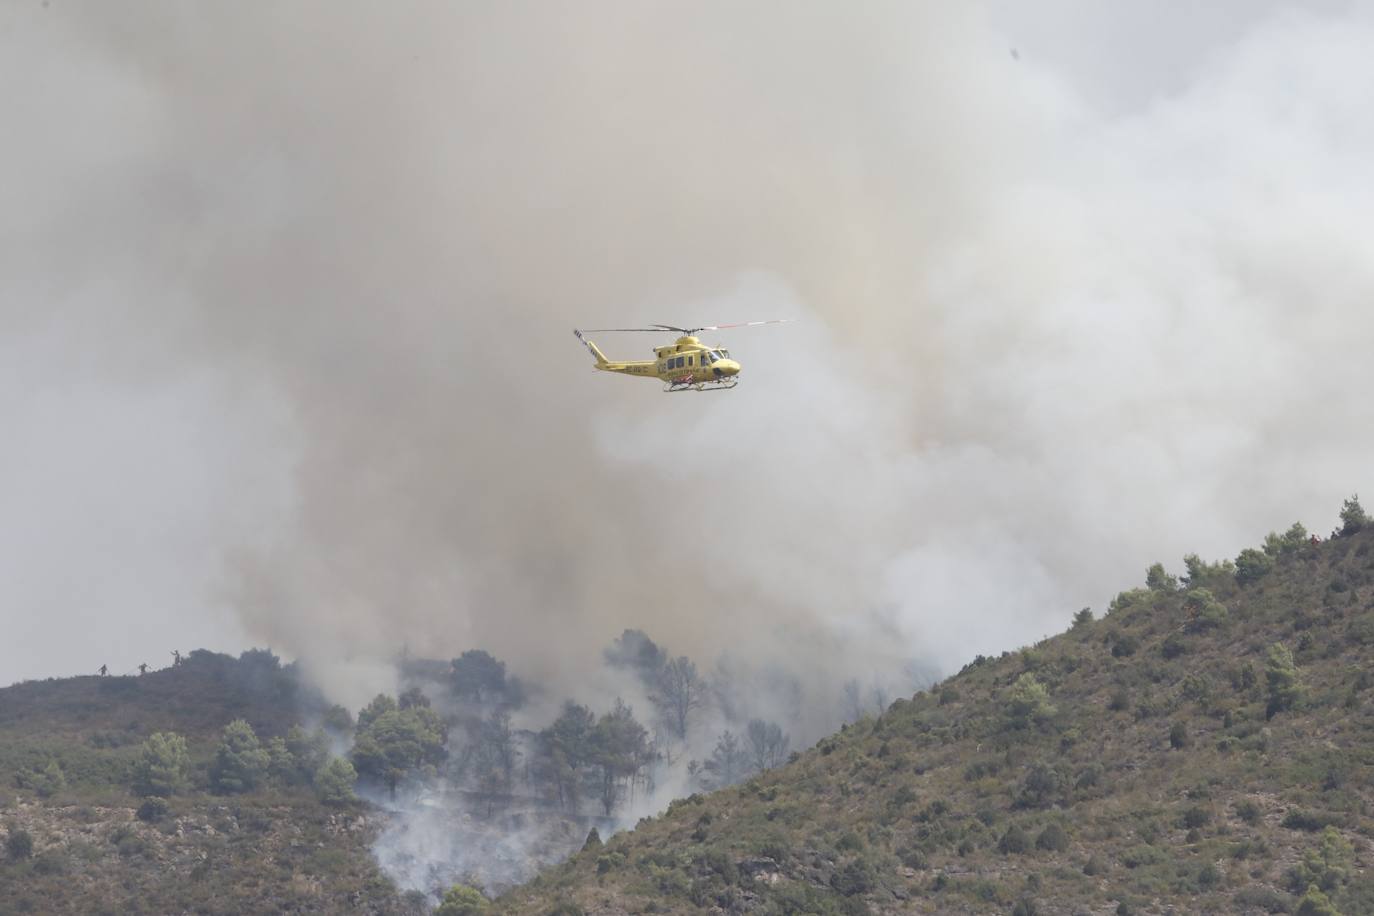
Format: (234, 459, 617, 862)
(2, 2, 1371, 715)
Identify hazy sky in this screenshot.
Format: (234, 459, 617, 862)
(3, 2, 1371, 703)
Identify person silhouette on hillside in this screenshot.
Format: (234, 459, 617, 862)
(138, 663, 148, 676)
(98, 664, 108, 676)
(171, 650, 182, 667)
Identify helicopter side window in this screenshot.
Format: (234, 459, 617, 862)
(675, 356, 686, 368)
(687, 355, 694, 366)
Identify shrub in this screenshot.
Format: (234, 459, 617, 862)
(835, 831, 863, 853)
(136, 798, 170, 823)
(1109, 588, 1152, 614)
(1287, 827, 1352, 892)
(1282, 810, 1335, 833)
(1230, 838, 1270, 860)
(1121, 844, 1166, 869)
(1346, 614, 1374, 647)
(915, 799, 948, 821)
(597, 852, 626, 874)
(1146, 563, 1178, 592)
(1296, 884, 1339, 916)
(1233, 886, 1290, 913)
(19, 760, 66, 799)
(31, 849, 68, 875)
(133, 732, 189, 797)
(5, 828, 34, 860)
(1339, 494, 1369, 536)
(965, 759, 1000, 781)
(831, 857, 876, 896)
(1169, 722, 1190, 750)
(1005, 674, 1056, 730)
(1265, 523, 1310, 557)
(1182, 806, 1211, 830)
(1161, 633, 1187, 659)
(283, 725, 329, 785)
(1236, 548, 1275, 585)
(1108, 688, 1131, 712)
(1183, 589, 1228, 632)
(435, 884, 488, 915)
(1075, 763, 1104, 790)
(1232, 662, 1259, 693)
(315, 757, 358, 806)
(1072, 608, 1094, 629)
(1180, 673, 1214, 706)
(891, 785, 917, 809)
(1016, 764, 1062, 809)
(1111, 633, 1140, 658)
(1183, 554, 1235, 588)
(1235, 800, 1261, 824)
(114, 830, 148, 858)
(1035, 823, 1069, 852)
(211, 719, 271, 793)
(998, 825, 1030, 854)
(1266, 643, 1303, 718)
(897, 845, 928, 869)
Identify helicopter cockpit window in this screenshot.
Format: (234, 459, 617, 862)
(720, 349, 731, 359)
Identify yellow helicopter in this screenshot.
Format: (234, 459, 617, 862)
(573, 321, 788, 392)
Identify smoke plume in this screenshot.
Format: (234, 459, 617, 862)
(3, 2, 1372, 715)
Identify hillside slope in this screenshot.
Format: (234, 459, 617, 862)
(499, 524, 1374, 915)
(0, 651, 418, 915)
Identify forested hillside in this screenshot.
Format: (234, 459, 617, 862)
(499, 503, 1374, 915)
(0, 650, 414, 915)
(0, 625, 821, 911)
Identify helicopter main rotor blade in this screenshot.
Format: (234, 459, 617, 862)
(580, 327, 677, 333)
(578, 320, 791, 333)
(684, 319, 791, 333)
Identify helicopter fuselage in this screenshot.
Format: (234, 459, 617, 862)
(577, 333, 741, 391)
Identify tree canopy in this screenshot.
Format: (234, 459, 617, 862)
(211, 719, 271, 793)
(133, 731, 189, 797)
(351, 700, 448, 794)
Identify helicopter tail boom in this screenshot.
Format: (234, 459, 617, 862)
(573, 329, 609, 366)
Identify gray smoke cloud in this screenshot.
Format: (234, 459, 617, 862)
(3, 2, 1372, 711)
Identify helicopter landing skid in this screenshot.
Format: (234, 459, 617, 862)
(664, 378, 738, 393)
